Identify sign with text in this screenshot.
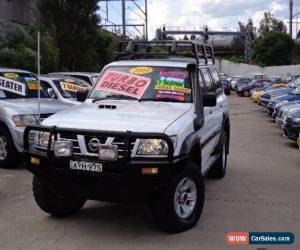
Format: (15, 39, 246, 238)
(96, 70, 151, 99)
(0, 76, 26, 96)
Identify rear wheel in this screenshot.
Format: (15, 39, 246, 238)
(0, 126, 19, 169)
(33, 176, 86, 217)
(208, 130, 228, 179)
(150, 162, 205, 233)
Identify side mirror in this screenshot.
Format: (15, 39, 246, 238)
(47, 88, 56, 99)
(203, 94, 217, 107)
(76, 89, 89, 102)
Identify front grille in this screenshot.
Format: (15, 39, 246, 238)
(262, 94, 270, 99)
(112, 137, 136, 159)
(56, 133, 137, 159)
(285, 117, 294, 125)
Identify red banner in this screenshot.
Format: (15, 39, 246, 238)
(97, 70, 151, 99)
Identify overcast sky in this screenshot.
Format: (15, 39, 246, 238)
(99, 0, 300, 38)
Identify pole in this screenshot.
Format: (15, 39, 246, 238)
(145, 0, 148, 41)
(289, 0, 293, 37)
(37, 32, 41, 124)
(122, 0, 126, 38)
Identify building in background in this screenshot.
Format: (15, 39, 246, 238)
(0, 0, 38, 26)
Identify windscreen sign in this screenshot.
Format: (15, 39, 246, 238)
(96, 70, 151, 99)
(0, 76, 26, 96)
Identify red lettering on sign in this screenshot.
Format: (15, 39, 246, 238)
(97, 70, 151, 99)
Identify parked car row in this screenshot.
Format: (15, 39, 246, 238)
(235, 76, 300, 150)
(0, 69, 96, 168)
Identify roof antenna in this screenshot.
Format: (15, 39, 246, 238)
(37, 31, 41, 125)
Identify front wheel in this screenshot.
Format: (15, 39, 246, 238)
(150, 162, 205, 233)
(33, 176, 86, 217)
(0, 126, 19, 169)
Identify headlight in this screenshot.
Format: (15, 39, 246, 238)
(137, 139, 169, 155)
(293, 118, 300, 124)
(13, 115, 37, 127)
(54, 141, 73, 157)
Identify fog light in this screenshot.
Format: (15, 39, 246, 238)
(53, 141, 73, 157)
(98, 144, 118, 161)
(31, 157, 40, 165)
(142, 168, 159, 175)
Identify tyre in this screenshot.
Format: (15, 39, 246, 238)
(33, 176, 86, 217)
(150, 162, 205, 233)
(0, 126, 20, 169)
(208, 130, 228, 179)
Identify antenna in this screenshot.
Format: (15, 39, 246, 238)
(37, 31, 41, 124)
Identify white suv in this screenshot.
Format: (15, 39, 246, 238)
(24, 41, 230, 233)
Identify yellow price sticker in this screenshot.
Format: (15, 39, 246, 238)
(130, 67, 153, 75)
(4, 72, 19, 79)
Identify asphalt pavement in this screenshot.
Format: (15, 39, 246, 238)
(0, 94, 299, 250)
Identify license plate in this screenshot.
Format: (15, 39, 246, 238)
(70, 160, 103, 173)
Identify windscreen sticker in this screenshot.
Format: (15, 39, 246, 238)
(27, 82, 41, 90)
(0, 76, 26, 96)
(3, 72, 19, 79)
(155, 84, 191, 94)
(129, 67, 153, 75)
(156, 90, 185, 102)
(97, 70, 151, 99)
(159, 71, 187, 79)
(60, 82, 86, 92)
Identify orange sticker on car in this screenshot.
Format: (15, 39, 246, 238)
(97, 70, 151, 99)
(60, 82, 86, 92)
(129, 67, 153, 75)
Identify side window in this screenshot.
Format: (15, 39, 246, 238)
(200, 68, 215, 95)
(209, 68, 221, 88)
(41, 80, 56, 99)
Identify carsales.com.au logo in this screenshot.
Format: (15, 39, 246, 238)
(226, 232, 295, 246)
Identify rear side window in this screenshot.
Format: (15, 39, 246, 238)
(200, 68, 215, 95)
(209, 67, 222, 94)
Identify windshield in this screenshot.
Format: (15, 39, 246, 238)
(291, 87, 300, 95)
(0, 72, 50, 99)
(288, 78, 300, 88)
(52, 78, 90, 98)
(89, 66, 193, 103)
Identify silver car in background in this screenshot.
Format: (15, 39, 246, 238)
(48, 72, 100, 86)
(41, 76, 91, 105)
(0, 69, 73, 168)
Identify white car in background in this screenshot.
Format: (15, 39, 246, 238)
(48, 72, 101, 86)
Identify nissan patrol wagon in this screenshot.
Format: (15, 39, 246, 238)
(24, 41, 230, 233)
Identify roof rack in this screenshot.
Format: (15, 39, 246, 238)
(114, 40, 215, 65)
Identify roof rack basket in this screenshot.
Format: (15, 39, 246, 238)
(114, 40, 215, 65)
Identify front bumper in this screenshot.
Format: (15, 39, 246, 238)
(23, 125, 184, 200)
(259, 98, 270, 107)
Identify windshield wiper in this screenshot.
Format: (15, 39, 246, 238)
(139, 98, 181, 103)
(93, 95, 137, 103)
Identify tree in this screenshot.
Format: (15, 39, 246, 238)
(252, 31, 294, 66)
(0, 20, 59, 73)
(258, 12, 287, 34)
(38, 0, 100, 71)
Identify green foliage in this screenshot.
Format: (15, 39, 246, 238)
(38, 0, 100, 71)
(252, 31, 294, 66)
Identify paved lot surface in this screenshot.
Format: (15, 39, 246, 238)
(0, 95, 299, 250)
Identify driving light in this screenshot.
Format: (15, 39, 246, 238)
(54, 141, 73, 157)
(98, 144, 118, 161)
(137, 139, 169, 155)
(13, 115, 37, 127)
